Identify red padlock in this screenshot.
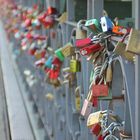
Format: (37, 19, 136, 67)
(52, 57, 62, 68)
(26, 32, 33, 40)
(91, 123, 101, 136)
(97, 135, 104, 140)
(76, 38, 91, 48)
(41, 49, 46, 58)
(28, 48, 37, 55)
(46, 6, 57, 15)
(80, 44, 102, 56)
(24, 18, 32, 27)
(43, 16, 54, 28)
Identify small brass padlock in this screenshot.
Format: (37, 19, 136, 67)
(61, 42, 75, 57)
(75, 86, 81, 112)
(70, 53, 81, 73)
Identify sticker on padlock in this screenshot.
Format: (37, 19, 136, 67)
(100, 16, 113, 32)
(61, 42, 75, 57)
(70, 54, 81, 73)
(87, 111, 103, 128)
(80, 44, 103, 56)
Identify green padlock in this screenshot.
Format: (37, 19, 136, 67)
(85, 19, 101, 33)
(55, 48, 65, 61)
(70, 53, 81, 73)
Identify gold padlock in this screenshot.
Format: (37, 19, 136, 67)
(61, 43, 75, 57)
(70, 53, 81, 73)
(114, 41, 134, 61)
(87, 111, 103, 128)
(126, 29, 140, 55)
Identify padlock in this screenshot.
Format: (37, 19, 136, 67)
(91, 123, 102, 136)
(85, 18, 101, 33)
(87, 111, 103, 128)
(80, 43, 103, 56)
(43, 16, 54, 29)
(34, 58, 45, 67)
(31, 18, 41, 27)
(52, 56, 62, 68)
(75, 38, 91, 48)
(106, 63, 112, 83)
(61, 42, 75, 57)
(46, 6, 57, 15)
(55, 48, 65, 61)
(112, 26, 128, 35)
(45, 93, 54, 101)
(70, 53, 81, 73)
(45, 56, 53, 68)
(76, 20, 87, 39)
(24, 18, 32, 27)
(81, 99, 92, 117)
(114, 33, 134, 61)
(75, 86, 81, 112)
(97, 134, 104, 140)
(34, 50, 42, 59)
(126, 28, 140, 55)
(100, 16, 113, 32)
(57, 12, 67, 24)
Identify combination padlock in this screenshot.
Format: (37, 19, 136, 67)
(70, 53, 81, 73)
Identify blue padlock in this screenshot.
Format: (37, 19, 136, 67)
(45, 56, 53, 68)
(100, 16, 114, 32)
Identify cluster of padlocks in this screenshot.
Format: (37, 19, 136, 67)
(1, 1, 139, 139)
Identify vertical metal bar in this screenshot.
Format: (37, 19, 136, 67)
(86, 1, 103, 140)
(92, 0, 103, 19)
(135, 0, 140, 139)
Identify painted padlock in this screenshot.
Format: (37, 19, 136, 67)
(70, 54, 81, 73)
(52, 56, 62, 68)
(80, 43, 103, 56)
(45, 56, 53, 68)
(55, 48, 65, 62)
(100, 16, 113, 32)
(85, 18, 101, 33)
